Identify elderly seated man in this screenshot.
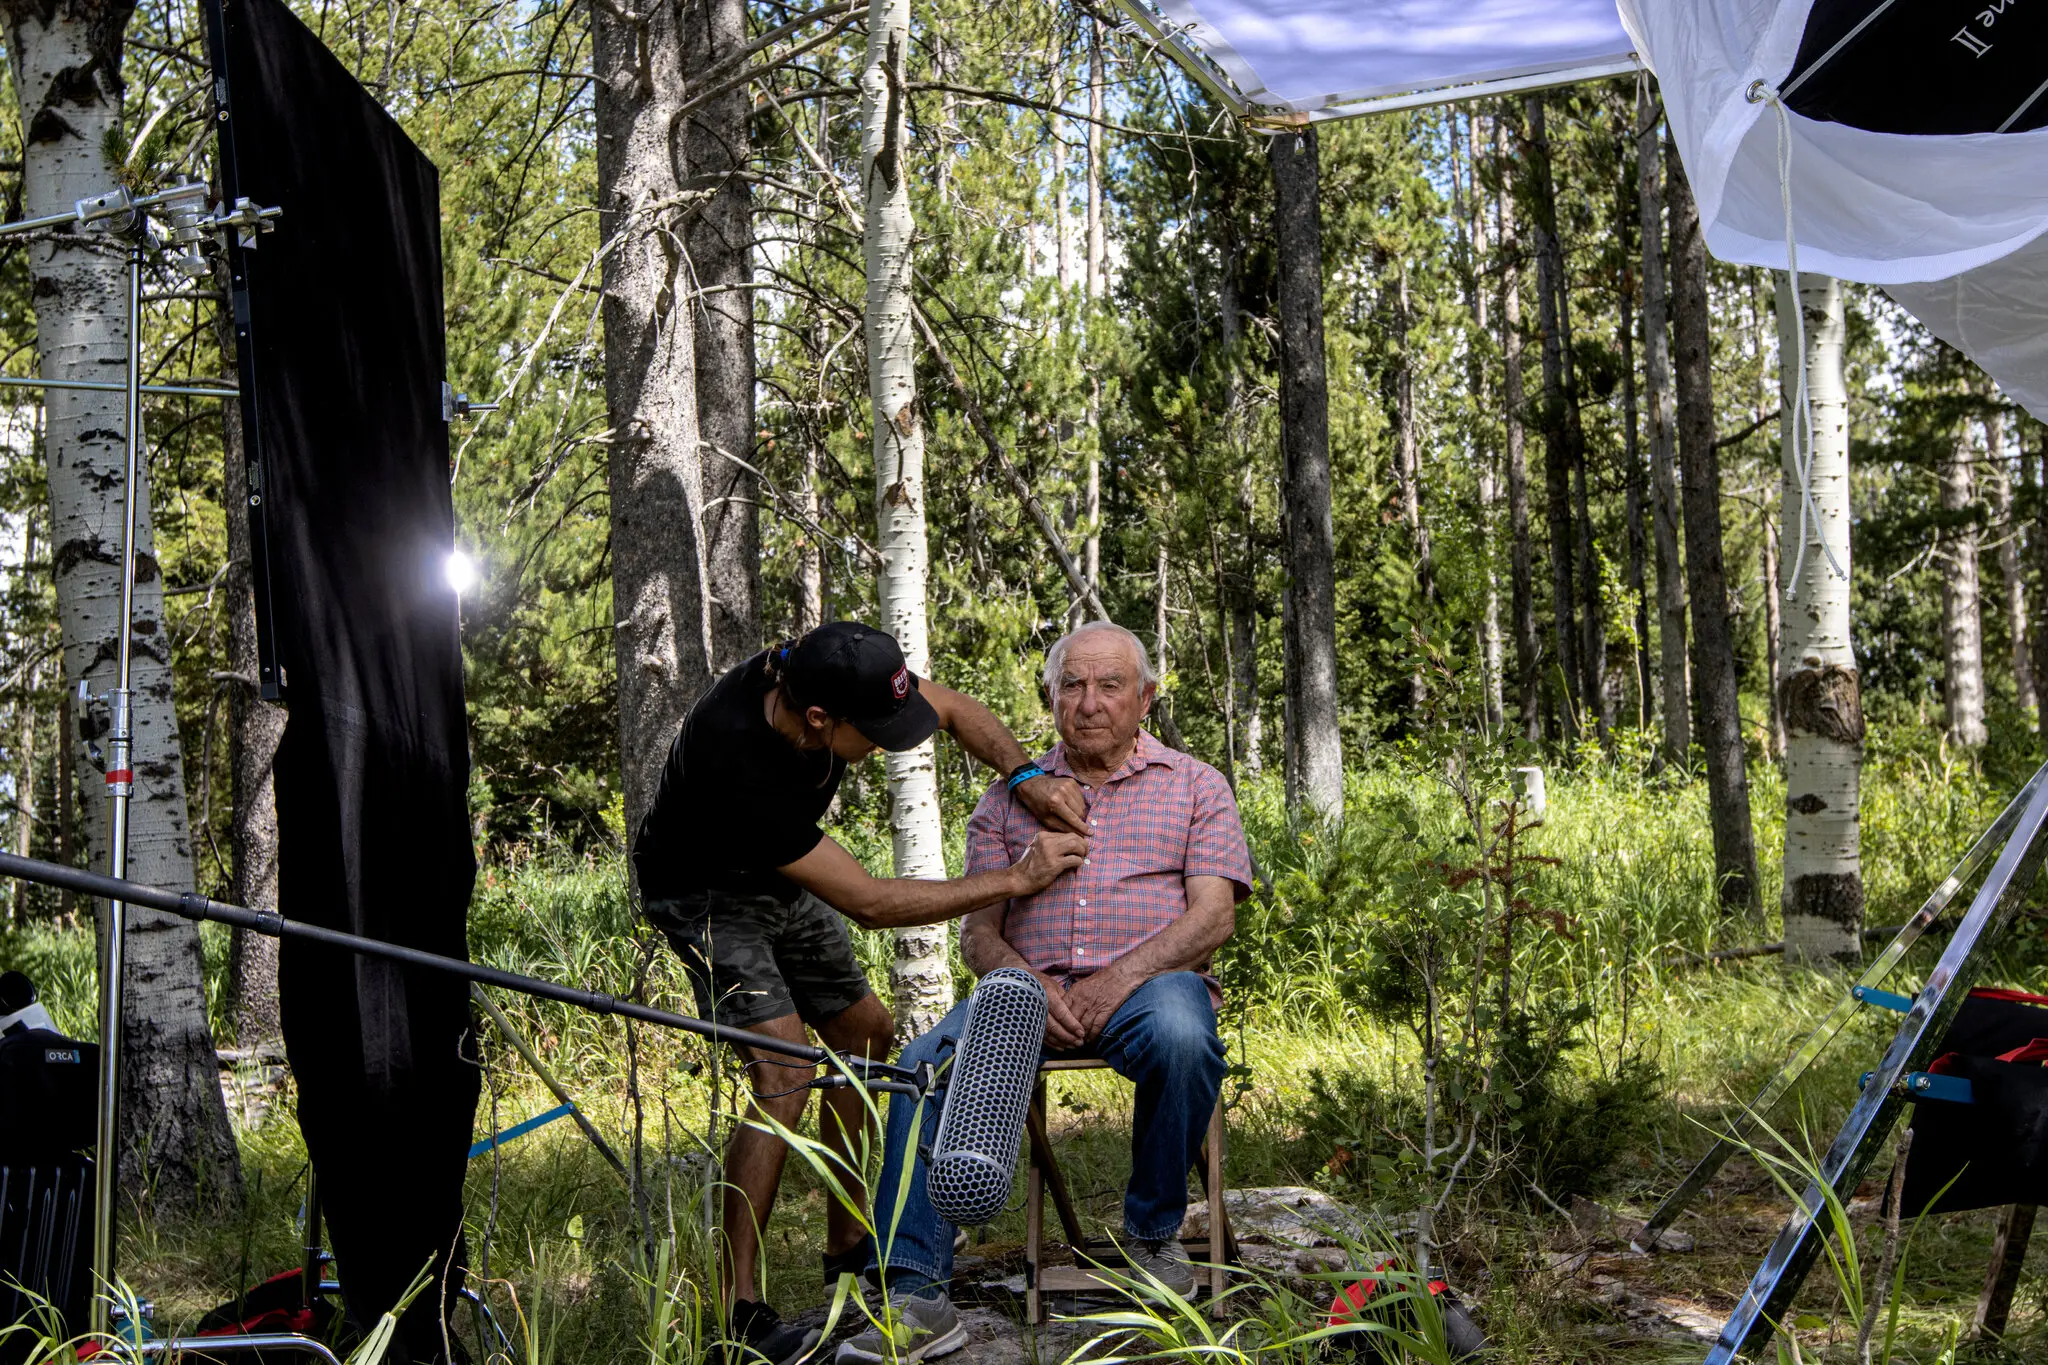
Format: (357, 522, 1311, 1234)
(837, 621, 1254, 1364)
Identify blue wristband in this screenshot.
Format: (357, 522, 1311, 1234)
(1006, 763, 1045, 792)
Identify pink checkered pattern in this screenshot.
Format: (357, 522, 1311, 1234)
(964, 730, 1253, 990)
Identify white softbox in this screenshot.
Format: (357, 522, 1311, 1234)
(1617, 0, 2048, 415)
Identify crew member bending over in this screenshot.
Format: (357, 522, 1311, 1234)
(632, 621, 1088, 1365)
(837, 620, 1253, 1365)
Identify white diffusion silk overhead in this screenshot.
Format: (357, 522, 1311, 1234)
(1617, 0, 2048, 416)
(1152, 0, 1636, 110)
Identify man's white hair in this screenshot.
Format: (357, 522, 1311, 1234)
(1043, 620, 1158, 696)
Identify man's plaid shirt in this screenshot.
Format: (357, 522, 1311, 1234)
(964, 730, 1253, 996)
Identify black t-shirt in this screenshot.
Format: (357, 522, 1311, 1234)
(632, 652, 847, 900)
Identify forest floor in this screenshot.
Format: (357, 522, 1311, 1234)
(14, 749, 2046, 1362)
(145, 961, 2047, 1365)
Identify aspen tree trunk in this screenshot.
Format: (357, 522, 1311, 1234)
(1270, 127, 1344, 823)
(1495, 117, 1539, 740)
(10, 621, 36, 926)
(1987, 416, 2034, 711)
(1525, 98, 1581, 730)
(862, 0, 951, 1035)
(56, 690, 74, 919)
(1463, 113, 1504, 730)
(215, 289, 284, 1047)
(1640, 99, 1689, 762)
(1051, 117, 1071, 290)
(686, 0, 762, 670)
(1775, 272, 1863, 965)
(799, 437, 825, 633)
(1152, 539, 1186, 750)
(1669, 144, 1760, 912)
(1941, 425, 1989, 747)
(1, 0, 240, 1200)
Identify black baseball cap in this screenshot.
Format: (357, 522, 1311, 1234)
(780, 622, 940, 752)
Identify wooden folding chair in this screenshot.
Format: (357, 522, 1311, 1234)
(1022, 1057, 1237, 1323)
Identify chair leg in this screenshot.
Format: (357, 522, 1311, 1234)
(1026, 1080, 1047, 1326)
(1026, 1090, 1088, 1248)
(1206, 1100, 1226, 1306)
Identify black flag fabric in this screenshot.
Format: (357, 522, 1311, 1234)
(206, 0, 478, 1356)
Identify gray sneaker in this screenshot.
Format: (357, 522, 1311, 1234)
(1125, 1238, 1198, 1298)
(834, 1292, 968, 1364)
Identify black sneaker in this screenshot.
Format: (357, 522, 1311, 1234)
(726, 1299, 822, 1365)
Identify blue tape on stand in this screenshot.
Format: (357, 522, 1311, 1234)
(1902, 1072, 1973, 1104)
(470, 1102, 577, 1159)
(1851, 985, 1914, 1013)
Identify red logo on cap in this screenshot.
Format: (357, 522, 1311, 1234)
(891, 667, 911, 699)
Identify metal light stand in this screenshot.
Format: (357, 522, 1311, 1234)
(84, 229, 147, 1340)
(0, 181, 271, 1341)
(1700, 761, 2048, 1362)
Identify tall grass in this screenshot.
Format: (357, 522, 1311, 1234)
(6, 734, 2043, 1360)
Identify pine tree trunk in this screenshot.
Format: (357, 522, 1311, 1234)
(1762, 512, 1785, 760)
(1, 0, 241, 1202)
(594, 0, 716, 847)
(1941, 425, 1989, 747)
(2028, 430, 2048, 729)
(1497, 117, 1540, 741)
(1270, 127, 1344, 823)
(1525, 98, 1581, 732)
(216, 291, 284, 1049)
(1618, 163, 1650, 730)
(685, 0, 762, 671)
(1641, 102, 1689, 763)
(862, 0, 951, 1036)
(1217, 250, 1261, 778)
(1987, 416, 2034, 711)
(1081, 24, 1103, 615)
(1776, 272, 1863, 965)
(1668, 144, 1760, 913)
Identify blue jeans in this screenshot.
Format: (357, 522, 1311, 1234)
(865, 971, 1227, 1297)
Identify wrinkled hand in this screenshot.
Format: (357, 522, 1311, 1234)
(1031, 971, 1085, 1049)
(1063, 965, 1141, 1044)
(1011, 830, 1088, 894)
(1014, 773, 1089, 836)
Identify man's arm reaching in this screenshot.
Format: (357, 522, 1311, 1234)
(780, 830, 1086, 930)
(920, 678, 1089, 835)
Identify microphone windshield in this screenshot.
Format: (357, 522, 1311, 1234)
(926, 967, 1048, 1226)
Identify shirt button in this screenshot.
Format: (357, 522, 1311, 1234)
(1078, 898, 1087, 907)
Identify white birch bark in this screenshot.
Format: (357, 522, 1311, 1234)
(1775, 273, 1863, 965)
(1, 0, 239, 1198)
(862, 0, 951, 1037)
(1942, 425, 1989, 747)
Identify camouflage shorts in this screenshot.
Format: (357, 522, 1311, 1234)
(642, 887, 873, 1031)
